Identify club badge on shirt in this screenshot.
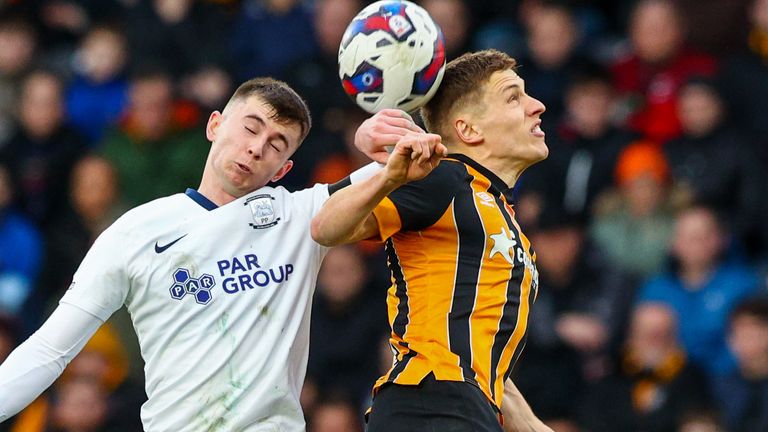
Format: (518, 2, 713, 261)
(246, 194, 280, 229)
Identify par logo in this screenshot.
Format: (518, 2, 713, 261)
(169, 268, 216, 305)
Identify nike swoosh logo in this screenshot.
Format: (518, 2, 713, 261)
(154, 234, 188, 253)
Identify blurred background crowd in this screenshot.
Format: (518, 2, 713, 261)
(0, 0, 766, 431)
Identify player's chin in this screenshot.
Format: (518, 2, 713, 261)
(527, 140, 549, 162)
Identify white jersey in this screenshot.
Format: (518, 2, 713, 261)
(61, 185, 330, 432)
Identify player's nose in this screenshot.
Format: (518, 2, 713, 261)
(526, 96, 546, 117)
(246, 138, 267, 159)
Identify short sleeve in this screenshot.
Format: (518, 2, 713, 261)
(59, 225, 130, 322)
(371, 161, 466, 241)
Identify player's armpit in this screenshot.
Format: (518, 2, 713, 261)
(370, 196, 402, 241)
(356, 214, 385, 242)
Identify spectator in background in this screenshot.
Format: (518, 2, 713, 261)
(308, 394, 363, 432)
(611, 0, 716, 142)
(517, 63, 631, 226)
(677, 410, 724, 432)
(637, 205, 760, 377)
(100, 69, 208, 207)
(231, 0, 316, 81)
(122, 0, 234, 130)
(719, 0, 768, 149)
(712, 298, 768, 432)
(22, 0, 125, 59)
(516, 2, 583, 121)
(515, 213, 636, 428)
(591, 141, 676, 279)
(124, 0, 231, 80)
(0, 16, 37, 149)
(0, 164, 42, 323)
(65, 24, 129, 146)
(179, 66, 234, 115)
(48, 377, 111, 432)
(8, 325, 143, 432)
(0, 70, 85, 225)
(664, 77, 763, 257)
(673, 0, 751, 55)
(60, 325, 143, 427)
(35, 155, 122, 308)
(282, 0, 362, 189)
(284, 0, 360, 123)
(309, 107, 370, 186)
(308, 245, 387, 408)
(580, 303, 711, 432)
(0, 164, 43, 316)
(421, 0, 472, 60)
(0, 315, 17, 364)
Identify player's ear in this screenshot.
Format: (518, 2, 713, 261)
(454, 118, 483, 145)
(206, 111, 222, 142)
(270, 160, 294, 182)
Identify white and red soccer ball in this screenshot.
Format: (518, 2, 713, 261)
(338, 0, 446, 113)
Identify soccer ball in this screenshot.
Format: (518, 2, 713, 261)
(338, 0, 446, 114)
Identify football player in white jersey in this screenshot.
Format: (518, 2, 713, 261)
(0, 77, 442, 431)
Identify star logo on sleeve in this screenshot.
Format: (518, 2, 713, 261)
(489, 226, 518, 265)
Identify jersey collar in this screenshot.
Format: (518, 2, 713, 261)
(185, 188, 219, 211)
(447, 153, 515, 202)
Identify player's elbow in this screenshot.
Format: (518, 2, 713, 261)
(310, 216, 340, 247)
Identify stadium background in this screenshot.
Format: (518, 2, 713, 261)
(0, 0, 767, 430)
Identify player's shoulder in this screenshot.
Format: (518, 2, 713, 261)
(243, 184, 329, 221)
(240, 184, 327, 205)
(431, 157, 472, 183)
(109, 193, 192, 234)
(398, 157, 470, 195)
(385, 159, 470, 232)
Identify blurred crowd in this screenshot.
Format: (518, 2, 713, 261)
(0, 0, 766, 431)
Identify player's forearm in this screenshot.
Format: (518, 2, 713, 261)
(0, 332, 69, 420)
(0, 304, 102, 422)
(501, 379, 553, 432)
(311, 170, 402, 246)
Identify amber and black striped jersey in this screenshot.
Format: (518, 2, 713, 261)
(370, 154, 539, 410)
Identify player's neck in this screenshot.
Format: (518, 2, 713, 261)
(197, 178, 239, 207)
(460, 148, 527, 188)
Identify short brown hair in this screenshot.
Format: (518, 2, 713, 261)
(421, 50, 517, 139)
(228, 77, 312, 141)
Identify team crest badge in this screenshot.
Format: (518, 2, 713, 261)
(246, 194, 280, 229)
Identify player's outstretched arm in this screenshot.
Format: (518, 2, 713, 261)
(311, 131, 446, 246)
(0, 303, 103, 422)
(501, 379, 554, 432)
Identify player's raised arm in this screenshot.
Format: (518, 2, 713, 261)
(311, 131, 446, 246)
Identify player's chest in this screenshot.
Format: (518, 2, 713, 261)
(436, 196, 538, 282)
(130, 201, 314, 308)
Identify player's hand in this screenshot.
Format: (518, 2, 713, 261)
(354, 109, 425, 163)
(384, 131, 447, 186)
